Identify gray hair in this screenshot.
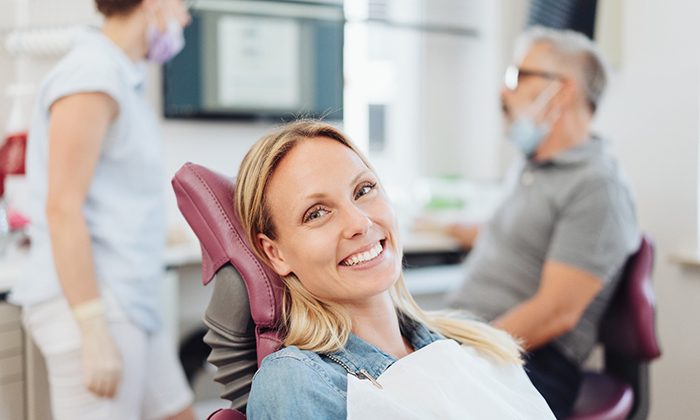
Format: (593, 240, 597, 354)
(514, 26, 610, 114)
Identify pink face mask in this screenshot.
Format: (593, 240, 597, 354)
(146, 17, 185, 64)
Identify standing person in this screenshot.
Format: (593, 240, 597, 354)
(10, 1, 196, 418)
(445, 27, 640, 418)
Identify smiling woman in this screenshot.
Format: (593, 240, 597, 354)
(234, 120, 556, 419)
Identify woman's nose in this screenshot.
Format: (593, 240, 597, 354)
(341, 205, 372, 239)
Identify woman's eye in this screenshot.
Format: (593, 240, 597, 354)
(355, 182, 377, 199)
(304, 207, 329, 223)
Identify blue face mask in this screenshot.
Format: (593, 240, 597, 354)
(508, 117, 550, 157)
(506, 83, 561, 158)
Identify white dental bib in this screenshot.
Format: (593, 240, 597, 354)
(345, 339, 554, 419)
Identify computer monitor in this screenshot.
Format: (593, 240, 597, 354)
(163, 0, 344, 121)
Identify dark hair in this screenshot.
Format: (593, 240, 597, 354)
(95, 0, 142, 17)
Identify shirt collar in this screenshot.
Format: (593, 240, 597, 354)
(324, 314, 443, 379)
(529, 135, 604, 168)
(80, 27, 146, 90)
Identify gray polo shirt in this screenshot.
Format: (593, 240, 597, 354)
(448, 136, 640, 365)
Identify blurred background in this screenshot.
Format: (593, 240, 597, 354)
(0, 0, 698, 419)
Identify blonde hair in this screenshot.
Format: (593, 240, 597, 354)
(235, 120, 521, 364)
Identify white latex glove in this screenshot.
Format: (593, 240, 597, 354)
(72, 299, 123, 398)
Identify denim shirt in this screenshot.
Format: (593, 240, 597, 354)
(246, 316, 443, 419)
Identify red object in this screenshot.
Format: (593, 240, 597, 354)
(569, 236, 661, 420)
(173, 163, 285, 420)
(172, 163, 284, 367)
(0, 132, 28, 198)
(8, 207, 30, 231)
(207, 409, 246, 420)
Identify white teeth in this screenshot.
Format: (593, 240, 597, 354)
(342, 242, 383, 266)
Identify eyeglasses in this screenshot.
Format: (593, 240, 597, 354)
(504, 65, 564, 91)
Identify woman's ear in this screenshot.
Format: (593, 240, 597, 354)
(258, 233, 292, 276)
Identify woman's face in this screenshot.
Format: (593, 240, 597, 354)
(259, 137, 402, 304)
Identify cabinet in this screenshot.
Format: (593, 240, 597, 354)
(0, 301, 51, 420)
(0, 303, 24, 420)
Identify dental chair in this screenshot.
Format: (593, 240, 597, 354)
(568, 235, 661, 420)
(172, 163, 284, 420)
(173, 163, 662, 420)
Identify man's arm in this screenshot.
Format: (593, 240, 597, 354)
(492, 261, 603, 350)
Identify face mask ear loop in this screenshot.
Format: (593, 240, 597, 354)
(525, 81, 562, 127)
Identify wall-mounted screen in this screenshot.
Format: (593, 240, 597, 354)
(163, 0, 344, 120)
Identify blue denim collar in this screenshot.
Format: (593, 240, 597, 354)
(323, 314, 443, 379)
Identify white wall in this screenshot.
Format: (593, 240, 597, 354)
(594, 0, 700, 417)
(158, 117, 279, 226)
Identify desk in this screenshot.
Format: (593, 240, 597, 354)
(404, 264, 466, 296)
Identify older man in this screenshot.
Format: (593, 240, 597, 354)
(446, 27, 640, 418)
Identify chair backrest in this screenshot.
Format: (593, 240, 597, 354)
(172, 162, 285, 365)
(599, 235, 661, 361)
(597, 235, 661, 420)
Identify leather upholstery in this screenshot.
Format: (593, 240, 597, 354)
(599, 236, 661, 360)
(172, 162, 285, 366)
(569, 235, 661, 420)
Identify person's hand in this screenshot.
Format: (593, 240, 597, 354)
(72, 299, 122, 398)
(444, 223, 479, 249)
(412, 217, 450, 234)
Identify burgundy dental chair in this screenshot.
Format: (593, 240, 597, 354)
(568, 235, 661, 420)
(172, 162, 284, 420)
(173, 162, 661, 420)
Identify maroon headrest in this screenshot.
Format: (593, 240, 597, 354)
(600, 235, 661, 361)
(172, 163, 284, 362)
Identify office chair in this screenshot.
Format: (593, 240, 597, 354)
(173, 163, 284, 420)
(568, 235, 661, 420)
